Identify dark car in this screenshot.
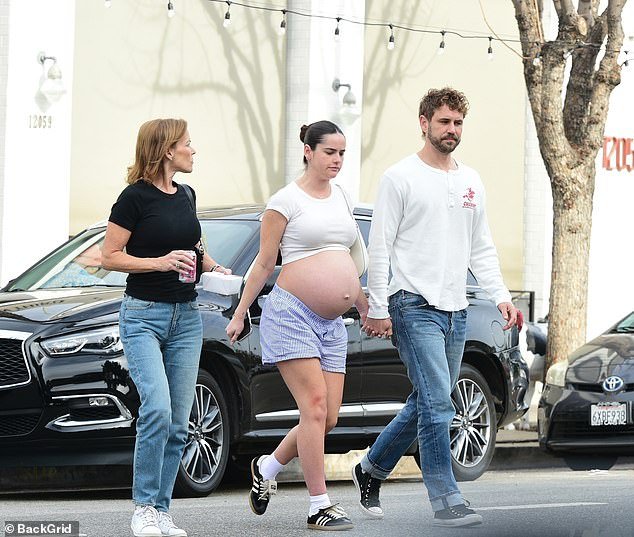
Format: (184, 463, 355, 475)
(0, 206, 528, 496)
(538, 311, 634, 451)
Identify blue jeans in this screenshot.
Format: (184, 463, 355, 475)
(361, 290, 467, 511)
(119, 295, 202, 512)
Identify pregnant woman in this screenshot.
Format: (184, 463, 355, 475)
(226, 120, 369, 531)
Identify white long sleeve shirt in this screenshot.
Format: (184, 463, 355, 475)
(367, 153, 512, 318)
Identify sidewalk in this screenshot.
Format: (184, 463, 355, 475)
(288, 428, 634, 482)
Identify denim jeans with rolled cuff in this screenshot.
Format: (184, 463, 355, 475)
(119, 294, 202, 512)
(361, 290, 468, 512)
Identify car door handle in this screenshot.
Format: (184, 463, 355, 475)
(343, 318, 355, 326)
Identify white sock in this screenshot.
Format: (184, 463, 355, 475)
(258, 454, 285, 481)
(309, 493, 331, 516)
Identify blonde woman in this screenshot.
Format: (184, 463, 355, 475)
(103, 119, 228, 537)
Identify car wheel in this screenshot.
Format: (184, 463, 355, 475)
(450, 364, 497, 481)
(174, 369, 230, 497)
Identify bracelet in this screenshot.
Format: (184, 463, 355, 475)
(211, 264, 220, 272)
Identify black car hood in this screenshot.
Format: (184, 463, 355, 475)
(567, 333, 634, 384)
(0, 288, 123, 323)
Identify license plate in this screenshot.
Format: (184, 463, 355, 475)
(590, 402, 628, 426)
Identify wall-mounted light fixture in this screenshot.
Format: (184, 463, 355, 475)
(37, 52, 66, 104)
(332, 78, 356, 107)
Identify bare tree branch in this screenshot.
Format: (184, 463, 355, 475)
(562, 10, 606, 147)
(578, 0, 594, 28)
(587, 0, 625, 150)
(559, 0, 577, 17)
(512, 0, 544, 131)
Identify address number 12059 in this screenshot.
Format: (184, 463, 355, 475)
(28, 115, 53, 129)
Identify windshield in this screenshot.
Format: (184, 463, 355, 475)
(614, 312, 634, 333)
(5, 219, 258, 292)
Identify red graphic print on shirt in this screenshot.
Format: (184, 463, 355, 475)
(462, 187, 476, 209)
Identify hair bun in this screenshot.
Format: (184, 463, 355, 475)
(299, 124, 310, 143)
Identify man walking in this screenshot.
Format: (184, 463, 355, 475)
(355, 87, 517, 528)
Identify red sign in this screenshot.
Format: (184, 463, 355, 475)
(603, 136, 633, 172)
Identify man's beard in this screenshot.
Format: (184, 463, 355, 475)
(428, 131, 460, 154)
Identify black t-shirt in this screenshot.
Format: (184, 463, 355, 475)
(108, 180, 202, 303)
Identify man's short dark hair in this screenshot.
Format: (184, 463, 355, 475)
(418, 87, 469, 122)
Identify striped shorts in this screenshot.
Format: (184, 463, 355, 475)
(260, 284, 348, 373)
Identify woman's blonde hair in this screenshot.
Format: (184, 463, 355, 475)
(126, 118, 188, 184)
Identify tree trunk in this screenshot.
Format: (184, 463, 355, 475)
(512, 0, 626, 372)
(547, 161, 595, 365)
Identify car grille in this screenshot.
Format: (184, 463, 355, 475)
(551, 420, 634, 438)
(0, 411, 41, 436)
(69, 406, 122, 422)
(570, 382, 634, 393)
(0, 338, 30, 388)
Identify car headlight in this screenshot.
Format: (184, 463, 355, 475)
(545, 359, 568, 387)
(41, 325, 123, 356)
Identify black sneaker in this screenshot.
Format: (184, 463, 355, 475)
(432, 503, 483, 527)
(351, 463, 383, 518)
(248, 456, 277, 515)
(307, 504, 354, 531)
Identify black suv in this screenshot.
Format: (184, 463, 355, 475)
(0, 206, 528, 496)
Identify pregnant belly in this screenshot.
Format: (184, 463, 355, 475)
(277, 251, 360, 319)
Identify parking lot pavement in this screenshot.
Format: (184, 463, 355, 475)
(2, 468, 634, 537)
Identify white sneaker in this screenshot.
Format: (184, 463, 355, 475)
(157, 512, 187, 537)
(131, 505, 162, 537)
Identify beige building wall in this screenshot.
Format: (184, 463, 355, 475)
(70, 0, 524, 288)
(361, 0, 525, 289)
(70, 0, 285, 234)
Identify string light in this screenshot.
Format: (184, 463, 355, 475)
(223, 1, 232, 28)
(387, 24, 395, 50)
(278, 9, 286, 36)
(167, 1, 175, 18)
(532, 52, 541, 66)
(156, 0, 615, 63)
(104, 0, 112, 8)
(438, 30, 446, 55)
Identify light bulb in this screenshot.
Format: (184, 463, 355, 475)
(438, 32, 445, 55)
(223, 10, 231, 27)
(487, 38, 493, 61)
(167, 1, 175, 18)
(278, 12, 286, 36)
(334, 18, 340, 42)
(387, 25, 395, 50)
(104, 0, 112, 8)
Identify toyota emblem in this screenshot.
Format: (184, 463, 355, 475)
(602, 376, 625, 393)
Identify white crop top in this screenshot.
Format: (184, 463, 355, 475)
(266, 181, 357, 265)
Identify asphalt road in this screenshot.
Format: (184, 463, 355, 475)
(1, 468, 634, 537)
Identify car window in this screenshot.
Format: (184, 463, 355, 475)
(5, 228, 127, 291)
(200, 220, 259, 268)
(39, 238, 128, 289)
(614, 312, 634, 332)
(6, 219, 259, 292)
